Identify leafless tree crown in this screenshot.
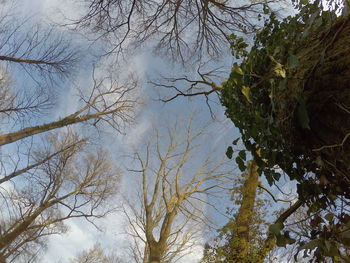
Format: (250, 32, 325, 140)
(0, 131, 121, 262)
(76, 0, 273, 60)
(123, 121, 231, 263)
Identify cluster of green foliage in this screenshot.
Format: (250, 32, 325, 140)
(223, 0, 339, 186)
(221, 0, 350, 261)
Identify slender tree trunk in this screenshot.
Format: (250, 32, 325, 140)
(229, 160, 259, 262)
(0, 56, 58, 66)
(226, 161, 303, 263)
(0, 111, 106, 146)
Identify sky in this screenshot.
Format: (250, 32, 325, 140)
(1, 1, 299, 262)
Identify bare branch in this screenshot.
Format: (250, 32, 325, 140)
(0, 70, 138, 146)
(74, 0, 278, 60)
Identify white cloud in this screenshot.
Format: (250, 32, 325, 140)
(43, 220, 95, 262)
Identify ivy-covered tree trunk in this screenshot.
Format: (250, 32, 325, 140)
(222, 12, 350, 199)
(290, 15, 350, 195)
(229, 160, 259, 262)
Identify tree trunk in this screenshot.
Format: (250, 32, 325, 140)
(0, 111, 103, 146)
(0, 206, 44, 255)
(229, 160, 259, 262)
(288, 15, 350, 195)
(148, 242, 163, 263)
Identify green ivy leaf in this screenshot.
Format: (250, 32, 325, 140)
(236, 156, 246, 172)
(232, 138, 240, 145)
(263, 4, 270, 14)
(265, 171, 274, 186)
(233, 64, 244, 75)
(273, 172, 281, 181)
(276, 234, 287, 247)
(270, 56, 286, 78)
(226, 146, 233, 159)
(238, 150, 246, 161)
(274, 64, 286, 78)
(269, 222, 284, 235)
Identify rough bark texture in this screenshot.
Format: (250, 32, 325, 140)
(229, 160, 259, 262)
(283, 15, 350, 195)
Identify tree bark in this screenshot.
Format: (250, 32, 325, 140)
(288, 14, 350, 195)
(148, 240, 164, 263)
(0, 110, 114, 146)
(227, 161, 302, 263)
(0, 55, 58, 66)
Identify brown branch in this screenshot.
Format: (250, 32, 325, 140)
(0, 56, 59, 66)
(0, 105, 131, 146)
(258, 183, 294, 203)
(256, 200, 303, 263)
(312, 132, 350, 152)
(0, 138, 86, 184)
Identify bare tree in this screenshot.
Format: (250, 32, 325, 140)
(0, 131, 121, 262)
(0, 69, 137, 146)
(0, 11, 76, 127)
(0, 3, 80, 84)
(0, 5, 140, 262)
(75, 0, 278, 60)
(0, 3, 138, 135)
(123, 120, 231, 263)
